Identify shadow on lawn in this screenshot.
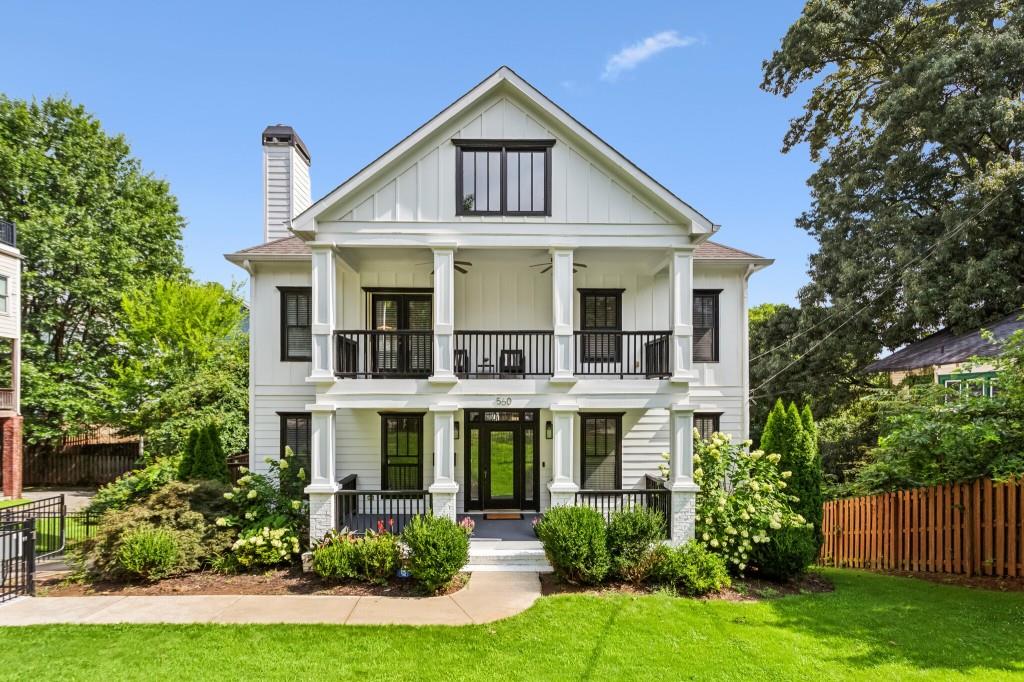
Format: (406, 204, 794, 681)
(764, 570, 1024, 675)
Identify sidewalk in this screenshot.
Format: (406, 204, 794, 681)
(0, 572, 541, 626)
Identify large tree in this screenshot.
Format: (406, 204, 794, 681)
(762, 0, 1024, 353)
(0, 96, 187, 443)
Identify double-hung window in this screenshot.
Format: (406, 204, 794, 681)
(280, 287, 312, 361)
(0, 276, 8, 314)
(579, 289, 623, 363)
(580, 413, 622, 490)
(454, 140, 553, 216)
(279, 413, 312, 481)
(693, 290, 720, 363)
(694, 413, 721, 442)
(380, 413, 424, 490)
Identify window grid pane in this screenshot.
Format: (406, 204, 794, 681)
(693, 292, 719, 362)
(282, 289, 312, 360)
(458, 145, 549, 216)
(383, 414, 423, 490)
(694, 414, 720, 442)
(582, 415, 619, 490)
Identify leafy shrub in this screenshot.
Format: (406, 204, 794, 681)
(311, 530, 401, 585)
(606, 507, 665, 584)
(692, 431, 806, 573)
(115, 526, 186, 581)
(88, 456, 181, 516)
(231, 526, 302, 569)
(217, 446, 307, 564)
(402, 514, 470, 592)
(651, 541, 731, 596)
(85, 480, 234, 579)
(751, 526, 819, 581)
(535, 505, 610, 585)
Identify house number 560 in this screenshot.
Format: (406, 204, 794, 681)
(495, 396, 512, 407)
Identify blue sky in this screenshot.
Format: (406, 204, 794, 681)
(3, 1, 816, 305)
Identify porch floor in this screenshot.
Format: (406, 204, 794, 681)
(465, 513, 539, 541)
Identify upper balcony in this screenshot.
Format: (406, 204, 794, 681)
(308, 247, 699, 384)
(0, 220, 15, 249)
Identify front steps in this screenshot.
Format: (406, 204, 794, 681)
(466, 540, 551, 573)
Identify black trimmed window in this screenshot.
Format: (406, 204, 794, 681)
(454, 140, 553, 216)
(280, 287, 312, 361)
(581, 413, 622, 490)
(0, 275, 8, 314)
(279, 413, 312, 478)
(694, 413, 721, 442)
(580, 289, 623, 363)
(381, 413, 424, 490)
(693, 290, 720, 363)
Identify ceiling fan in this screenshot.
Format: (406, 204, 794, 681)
(529, 258, 588, 274)
(415, 259, 474, 274)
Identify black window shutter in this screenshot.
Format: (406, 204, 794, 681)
(693, 291, 719, 362)
(581, 414, 621, 490)
(281, 288, 312, 361)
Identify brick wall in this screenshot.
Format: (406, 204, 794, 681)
(1, 414, 23, 498)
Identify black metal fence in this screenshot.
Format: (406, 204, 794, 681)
(335, 330, 433, 378)
(575, 486, 671, 539)
(0, 495, 68, 559)
(453, 330, 554, 377)
(336, 489, 432, 535)
(0, 519, 35, 603)
(574, 331, 671, 378)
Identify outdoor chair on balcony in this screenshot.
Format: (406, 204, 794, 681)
(454, 349, 469, 377)
(499, 349, 525, 377)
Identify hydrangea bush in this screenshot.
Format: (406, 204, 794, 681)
(684, 431, 807, 573)
(216, 446, 308, 567)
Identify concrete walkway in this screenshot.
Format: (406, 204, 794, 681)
(0, 572, 541, 626)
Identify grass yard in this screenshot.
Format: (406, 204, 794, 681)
(0, 499, 27, 509)
(1, 570, 1022, 681)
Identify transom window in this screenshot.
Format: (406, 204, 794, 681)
(580, 413, 622, 490)
(694, 413, 721, 442)
(454, 140, 554, 216)
(280, 287, 312, 361)
(380, 413, 424, 490)
(693, 290, 721, 363)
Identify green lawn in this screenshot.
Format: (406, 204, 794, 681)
(0, 499, 27, 509)
(0, 570, 1022, 681)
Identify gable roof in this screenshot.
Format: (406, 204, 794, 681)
(225, 236, 768, 264)
(291, 66, 715, 234)
(864, 310, 1024, 373)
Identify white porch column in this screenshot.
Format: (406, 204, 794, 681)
(668, 405, 699, 545)
(428, 404, 459, 520)
(310, 245, 337, 380)
(429, 247, 457, 383)
(547, 404, 579, 506)
(669, 248, 696, 383)
(550, 248, 576, 382)
(305, 406, 338, 542)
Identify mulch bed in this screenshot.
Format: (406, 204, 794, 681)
(37, 568, 470, 598)
(540, 571, 835, 601)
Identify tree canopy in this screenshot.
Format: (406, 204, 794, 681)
(0, 96, 187, 443)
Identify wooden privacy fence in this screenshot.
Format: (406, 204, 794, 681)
(23, 444, 142, 487)
(820, 478, 1024, 577)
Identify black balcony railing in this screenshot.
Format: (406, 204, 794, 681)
(335, 330, 433, 378)
(453, 330, 554, 378)
(574, 331, 671, 378)
(335, 489, 432, 535)
(0, 220, 15, 248)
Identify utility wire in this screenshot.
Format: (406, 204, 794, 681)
(749, 187, 1011, 364)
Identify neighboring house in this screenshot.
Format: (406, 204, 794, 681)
(864, 310, 1024, 396)
(225, 67, 772, 547)
(0, 219, 22, 500)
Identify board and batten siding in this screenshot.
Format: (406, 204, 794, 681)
(323, 95, 670, 226)
(0, 252, 20, 339)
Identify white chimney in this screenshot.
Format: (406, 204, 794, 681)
(262, 125, 311, 242)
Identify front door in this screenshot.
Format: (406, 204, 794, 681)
(465, 410, 539, 511)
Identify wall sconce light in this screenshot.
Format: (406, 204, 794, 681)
(454, 421, 460, 440)
(545, 421, 553, 440)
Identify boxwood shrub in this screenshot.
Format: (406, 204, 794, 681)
(606, 507, 666, 584)
(402, 514, 470, 593)
(652, 541, 731, 596)
(535, 505, 609, 584)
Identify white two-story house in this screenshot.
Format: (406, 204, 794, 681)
(0, 219, 22, 500)
(226, 67, 771, 548)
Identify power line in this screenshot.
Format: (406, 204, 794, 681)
(749, 186, 1011, 364)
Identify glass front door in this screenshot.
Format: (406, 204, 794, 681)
(464, 410, 539, 511)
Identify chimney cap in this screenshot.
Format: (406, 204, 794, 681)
(262, 124, 311, 164)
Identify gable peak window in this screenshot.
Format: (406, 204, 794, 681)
(693, 290, 720, 363)
(454, 140, 554, 216)
(280, 287, 312, 362)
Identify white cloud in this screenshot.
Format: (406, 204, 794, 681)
(601, 30, 697, 82)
